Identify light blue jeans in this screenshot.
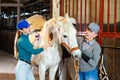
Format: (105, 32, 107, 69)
(79, 68, 98, 80)
(15, 60, 35, 80)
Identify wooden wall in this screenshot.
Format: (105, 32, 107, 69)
(0, 30, 16, 55)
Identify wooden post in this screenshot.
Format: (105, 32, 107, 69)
(17, 0, 21, 22)
(0, 0, 1, 15)
(52, 0, 60, 17)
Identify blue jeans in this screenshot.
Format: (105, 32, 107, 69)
(15, 60, 35, 80)
(79, 68, 98, 80)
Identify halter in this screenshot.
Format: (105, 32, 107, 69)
(61, 41, 79, 54)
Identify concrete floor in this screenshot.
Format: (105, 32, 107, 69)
(0, 49, 39, 80)
(0, 50, 17, 74)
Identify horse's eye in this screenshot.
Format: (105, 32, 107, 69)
(63, 35, 67, 38)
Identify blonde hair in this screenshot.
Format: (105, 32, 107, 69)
(14, 31, 22, 58)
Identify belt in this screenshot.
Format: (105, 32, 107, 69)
(20, 59, 31, 65)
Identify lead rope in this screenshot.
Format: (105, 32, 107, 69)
(73, 58, 79, 80)
(99, 54, 109, 80)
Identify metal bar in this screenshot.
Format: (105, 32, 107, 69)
(101, 32, 120, 38)
(114, 0, 117, 33)
(99, 0, 104, 45)
(80, 0, 82, 31)
(107, 0, 110, 32)
(60, 0, 64, 16)
(94, 0, 97, 22)
(84, 0, 87, 30)
(89, 0, 92, 23)
(76, 0, 78, 31)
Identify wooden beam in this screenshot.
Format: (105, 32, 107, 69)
(23, 0, 44, 7)
(0, 3, 23, 7)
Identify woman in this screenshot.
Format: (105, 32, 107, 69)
(15, 20, 50, 80)
(77, 23, 101, 80)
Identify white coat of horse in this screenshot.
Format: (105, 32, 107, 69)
(29, 14, 81, 80)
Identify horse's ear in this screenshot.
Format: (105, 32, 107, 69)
(65, 13, 69, 17)
(65, 13, 69, 20)
(65, 13, 72, 24)
(65, 13, 76, 24)
(69, 18, 76, 24)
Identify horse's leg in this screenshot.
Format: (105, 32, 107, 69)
(39, 65, 46, 80)
(49, 65, 59, 80)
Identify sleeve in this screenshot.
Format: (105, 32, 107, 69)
(19, 39, 44, 55)
(88, 44, 101, 67)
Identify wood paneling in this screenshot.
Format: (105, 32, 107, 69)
(0, 30, 16, 54)
(102, 37, 120, 80)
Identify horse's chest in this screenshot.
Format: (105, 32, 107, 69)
(45, 51, 60, 61)
(44, 47, 61, 65)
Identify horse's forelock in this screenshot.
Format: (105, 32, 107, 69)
(62, 18, 75, 32)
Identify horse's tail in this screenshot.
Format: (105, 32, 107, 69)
(14, 31, 21, 58)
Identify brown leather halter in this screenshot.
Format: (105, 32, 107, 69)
(61, 41, 79, 54)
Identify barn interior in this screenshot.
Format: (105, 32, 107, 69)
(0, 0, 120, 80)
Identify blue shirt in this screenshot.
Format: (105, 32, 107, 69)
(17, 34, 44, 62)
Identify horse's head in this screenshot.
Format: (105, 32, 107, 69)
(58, 13, 81, 58)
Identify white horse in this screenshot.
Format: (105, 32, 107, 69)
(29, 14, 81, 80)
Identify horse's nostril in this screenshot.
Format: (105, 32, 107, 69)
(64, 35, 67, 38)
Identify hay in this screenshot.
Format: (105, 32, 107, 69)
(26, 14, 46, 31)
